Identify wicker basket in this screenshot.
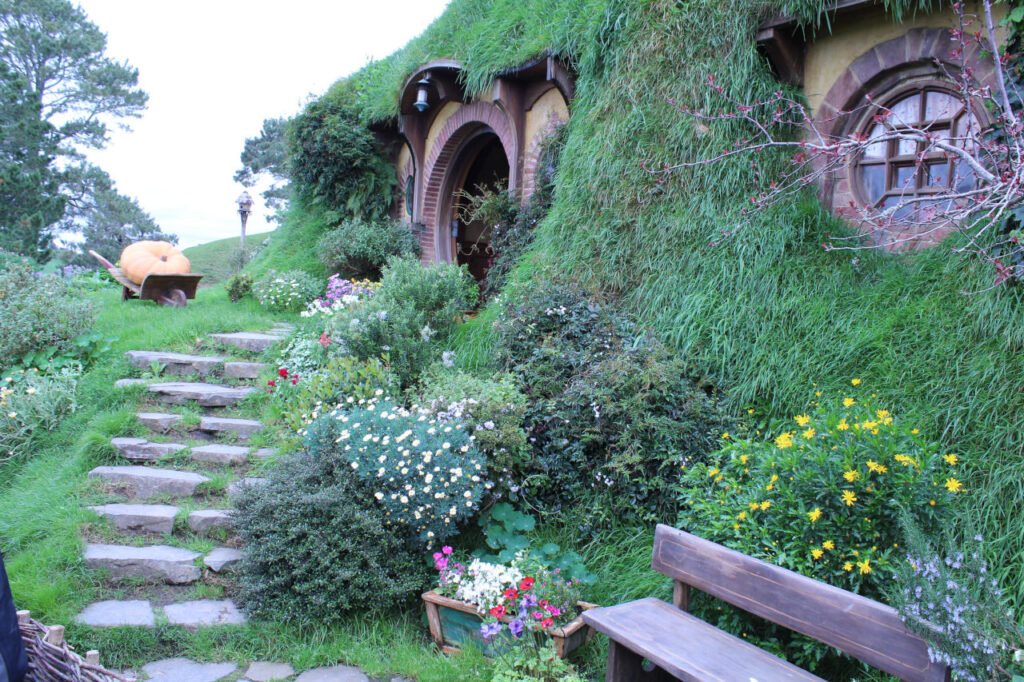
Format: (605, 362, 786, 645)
(17, 610, 126, 682)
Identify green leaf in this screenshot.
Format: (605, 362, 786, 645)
(511, 514, 535, 531)
(540, 542, 561, 556)
(490, 502, 514, 522)
(1010, 5, 1024, 22)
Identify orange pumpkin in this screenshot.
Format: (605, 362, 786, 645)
(120, 241, 191, 285)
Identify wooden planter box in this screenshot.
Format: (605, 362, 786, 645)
(422, 590, 596, 658)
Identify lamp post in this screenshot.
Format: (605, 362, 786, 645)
(236, 191, 253, 251)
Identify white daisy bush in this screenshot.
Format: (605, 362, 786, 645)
(304, 397, 492, 547)
(253, 269, 321, 313)
(0, 367, 79, 461)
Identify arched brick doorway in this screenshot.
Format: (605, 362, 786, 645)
(420, 102, 518, 267)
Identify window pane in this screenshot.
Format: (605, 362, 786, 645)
(926, 161, 948, 187)
(926, 91, 960, 121)
(895, 164, 919, 190)
(955, 159, 976, 193)
(898, 137, 917, 156)
(864, 124, 886, 158)
(890, 94, 920, 125)
(860, 164, 886, 203)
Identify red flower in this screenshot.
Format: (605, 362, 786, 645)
(539, 600, 549, 608)
(489, 605, 506, 618)
(290, 378, 298, 385)
(278, 368, 288, 378)
(503, 589, 518, 600)
(540, 618, 554, 629)
(519, 577, 534, 591)
(318, 332, 331, 349)
(267, 380, 275, 387)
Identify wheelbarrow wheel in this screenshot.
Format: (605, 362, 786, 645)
(157, 288, 188, 307)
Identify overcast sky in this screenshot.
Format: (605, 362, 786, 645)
(76, 0, 451, 249)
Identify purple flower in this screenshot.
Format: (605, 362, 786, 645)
(520, 594, 537, 610)
(509, 619, 524, 638)
(480, 622, 503, 640)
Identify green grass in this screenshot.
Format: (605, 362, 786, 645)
(243, 200, 329, 281)
(182, 231, 275, 285)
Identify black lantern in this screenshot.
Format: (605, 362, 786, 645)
(414, 75, 432, 113)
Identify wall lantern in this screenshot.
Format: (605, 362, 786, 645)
(413, 75, 432, 113)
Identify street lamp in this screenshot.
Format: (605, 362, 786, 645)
(413, 74, 432, 113)
(236, 191, 253, 251)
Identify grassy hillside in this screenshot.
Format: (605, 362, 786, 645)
(183, 231, 275, 284)
(263, 0, 1024, 604)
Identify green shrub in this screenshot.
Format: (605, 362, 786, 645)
(253, 269, 322, 313)
(225, 273, 253, 302)
(0, 262, 94, 373)
(303, 398, 490, 547)
(417, 366, 530, 477)
(317, 217, 420, 279)
(275, 331, 327, 376)
(234, 447, 427, 623)
(276, 355, 397, 431)
(677, 386, 959, 668)
(325, 257, 478, 387)
(495, 282, 733, 521)
(288, 92, 395, 220)
(0, 367, 80, 462)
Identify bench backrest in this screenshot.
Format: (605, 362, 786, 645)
(651, 524, 948, 682)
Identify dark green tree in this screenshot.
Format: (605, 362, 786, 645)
(0, 0, 149, 258)
(235, 117, 290, 215)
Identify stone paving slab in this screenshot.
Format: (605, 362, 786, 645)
(125, 350, 225, 377)
(295, 666, 369, 682)
(89, 503, 179, 534)
(224, 361, 268, 379)
(84, 543, 201, 584)
(203, 547, 242, 573)
(112, 437, 186, 462)
(200, 416, 264, 439)
(244, 662, 295, 681)
(75, 599, 155, 627)
(163, 600, 246, 628)
(141, 658, 236, 681)
(137, 412, 183, 433)
(149, 382, 254, 407)
(209, 332, 281, 352)
(191, 443, 249, 465)
(252, 448, 275, 460)
(188, 509, 233, 533)
(115, 378, 149, 389)
(89, 466, 209, 499)
(227, 477, 268, 500)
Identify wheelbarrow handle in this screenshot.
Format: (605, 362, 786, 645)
(88, 249, 117, 270)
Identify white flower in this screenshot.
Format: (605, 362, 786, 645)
(442, 350, 456, 368)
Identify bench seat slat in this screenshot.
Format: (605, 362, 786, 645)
(584, 597, 824, 682)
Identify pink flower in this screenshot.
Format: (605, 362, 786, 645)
(319, 332, 331, 349)
(442, 546, 453, 555)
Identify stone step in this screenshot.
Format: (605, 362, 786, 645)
(295, 666, 370, 682)
(203, 547, 242, 573)
(83, 543, 201, 584)
(75, 599, 156, 627)
(125, 350, 226, 377)
(142, 658, 237, 681)
(252, 447, 275, 460)
(89, 465, 209, 499)
(223, 361, 268, 379)
(227, 477, 268, 500)
(208, 332, 281, 352)
(163, 599, 246, 629)
(114, 378, 148, 389)
(111, 437, 186, 462)
(244, 662, 296, 681)
(191, 443, 249, 465)
(148, 382, 254, 407)
(199, 416, 263, 439)
(89, 503, 179, 534)
(188, 509, 233, 533)
(137, 412, 183, 433)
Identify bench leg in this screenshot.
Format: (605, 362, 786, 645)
(606, 640, 676, 681)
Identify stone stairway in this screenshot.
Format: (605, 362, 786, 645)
(77, 326, 283, 637)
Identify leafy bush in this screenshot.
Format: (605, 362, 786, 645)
(287, 93, 395, 220)
(234, 447, 426, 622)
(325, 257, 478, 387)
(275, 332, 328, 377)
(890, 522, 1024, 681)
(303, 397, 491, 547)
(276, 355, 397, 431)
(317, 218, 420, 279)
(253, 269, 322, 313)
(225, 273, 253, 302)
(677, 386, 959, 669)
(0, 368, 80, 461)
(495, 282, 733, 521)
(418, 366, 530, 478)
(0, 263, 94, 373)
(301, 274, 379, 319)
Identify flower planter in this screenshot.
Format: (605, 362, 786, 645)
(422, 590, 596, 658)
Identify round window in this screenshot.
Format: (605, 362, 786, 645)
(856, 84, 981, 218)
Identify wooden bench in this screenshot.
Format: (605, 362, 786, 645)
(582, 524, 949, 681)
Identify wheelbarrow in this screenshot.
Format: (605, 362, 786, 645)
(89, 250, 203, 307)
